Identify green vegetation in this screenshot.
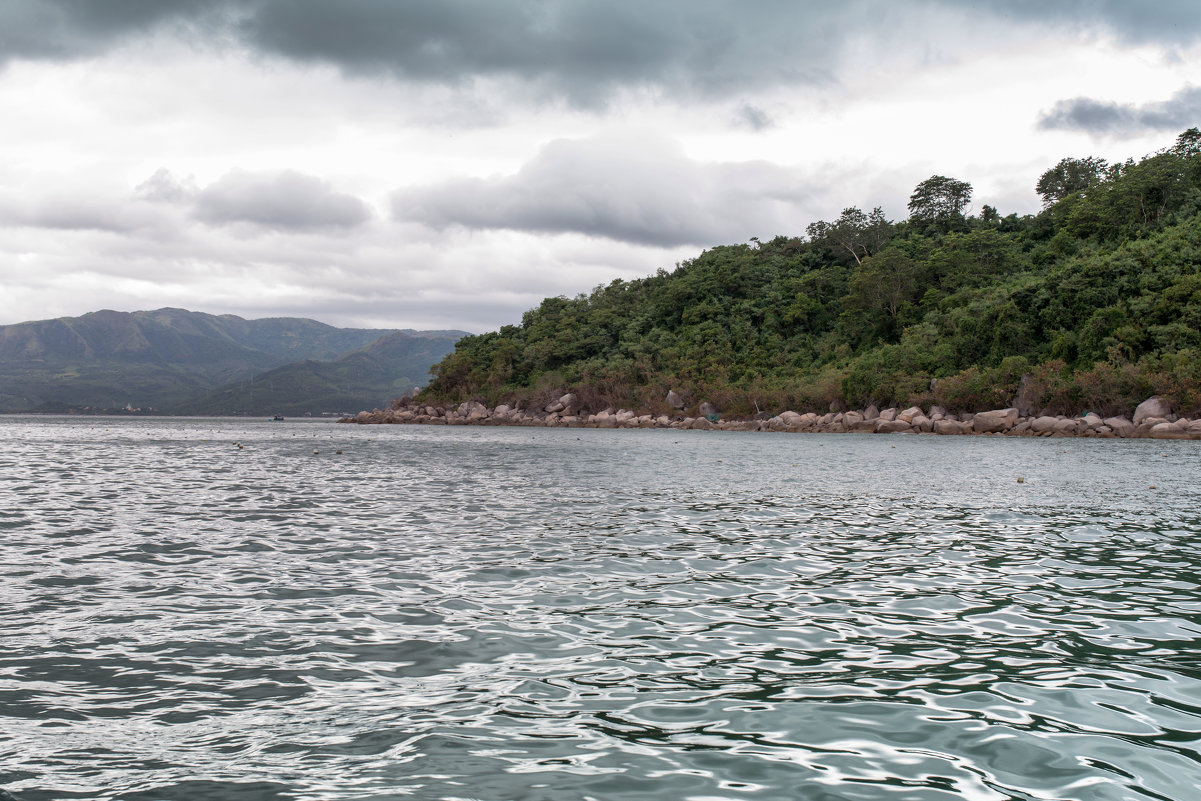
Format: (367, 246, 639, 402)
(421, 129, 1201, 418)
(177, 332, 461, 416)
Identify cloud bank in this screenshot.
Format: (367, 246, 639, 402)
(4, 1, 1199, 107)
(393, 134, 818, 247)
(1039, 86, 1201, 137)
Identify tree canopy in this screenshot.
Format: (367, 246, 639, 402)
(420, 130, 1201, 419)
(907, 175, 972, 224)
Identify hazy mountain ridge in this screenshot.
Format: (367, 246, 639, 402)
(178, 331, 465, 416)
(0, 308, 465, 414)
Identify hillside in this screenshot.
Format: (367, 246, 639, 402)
(0, 308, 463, 413)
(420, 129, 1201, 419)
(178, 331, 465, 416)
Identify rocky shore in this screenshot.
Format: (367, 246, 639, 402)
(340, 393, 1201, 440)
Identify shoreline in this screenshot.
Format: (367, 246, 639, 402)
(340, 396, 1201, 441)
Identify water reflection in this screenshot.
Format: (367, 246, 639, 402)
(0, 419, 1199, 800)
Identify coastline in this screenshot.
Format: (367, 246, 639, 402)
(340, 396, 1201, 440)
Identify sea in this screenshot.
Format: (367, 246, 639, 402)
(2, 416, 1200, 801)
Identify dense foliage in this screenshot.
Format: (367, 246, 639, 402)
(421, 131, 1201, 417)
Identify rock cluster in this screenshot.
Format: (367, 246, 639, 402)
(341, 394, 1201, 440)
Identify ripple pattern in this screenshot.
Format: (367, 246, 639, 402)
(1, 418, 1200, 800)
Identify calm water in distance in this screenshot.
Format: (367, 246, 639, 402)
(1, 416, 1200, 801)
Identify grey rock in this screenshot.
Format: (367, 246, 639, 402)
(1150, 422, 1190, 440)
(934, 419, 965, 434)
(972, 408, 1019, 433)
(1103, 416, 1134, 437)
(1031, 415, 1060, 433)
(1133, 396, 1172, 425)
(666, 390, 685, 409)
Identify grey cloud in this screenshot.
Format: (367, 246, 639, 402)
(0, 0, 222, 61)
(1038, 86, 1201, 136)
(735, 103, 775, 131)
(194, 171, 371, 231)
(4, 2, 1199, 108)
(977, 0, 1201, 46)
(392, 134, 816, 247)
(0, 193, 163, 233)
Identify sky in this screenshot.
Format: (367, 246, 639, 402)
(1, 1, 1199, 333)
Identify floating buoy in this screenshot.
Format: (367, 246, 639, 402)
(1149, 485, 1157, 489)
(313, 450, 319, 454)
(1017, 477, 1024, 483)
(335, 450, 342, 455)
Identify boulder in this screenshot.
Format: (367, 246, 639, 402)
(690, 417, 713, 430)
(863, 404, 880, 421)
(897, 406, 924, 423)
(1103, 416, 1134, 437)
(912, 414, 934, 433)
(544, 400, 565, 413)
(1082, 412, 1104, 429)
(929, 405, 947, 419)
(1133, 396, 1172, 425)
(934, 419, 966, 435)
(615, 409, 637, 423)
(458, 400, 488, 418)
(972, 408, 1019, 433)
(666, 390, 686, 410)
(843, 411, 864, 426)
(878, 408, 897, 422)
(1150, 422, 1190, 440)
(876, 419, 912, 433)
(1053, 419, 1079, 435)
(1031, 415, 1060, 433)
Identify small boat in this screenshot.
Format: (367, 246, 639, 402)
(271, 415, 285, 421)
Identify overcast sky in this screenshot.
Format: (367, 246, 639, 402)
(1, 1, 1199, 332)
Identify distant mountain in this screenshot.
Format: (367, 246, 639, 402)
(0, 308, 465, 413)
(177, 331, 464, 416)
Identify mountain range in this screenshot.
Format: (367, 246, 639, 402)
(0, 308, 465, 415)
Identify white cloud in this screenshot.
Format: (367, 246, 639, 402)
(0, 3, 1199, 332)
(393, 132, 822, 247)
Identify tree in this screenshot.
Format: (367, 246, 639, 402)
(908, 175, 972, 224)
(806, 206, 893, 265)
(1035, 156, 1109, 207)
(1173, 127, 1201, 158)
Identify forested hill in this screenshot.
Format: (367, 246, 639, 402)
(0, 307, 464, 414)
(421, 129, 1201, 418)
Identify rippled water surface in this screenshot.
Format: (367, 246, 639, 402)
(2, 416, 1201, 800)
